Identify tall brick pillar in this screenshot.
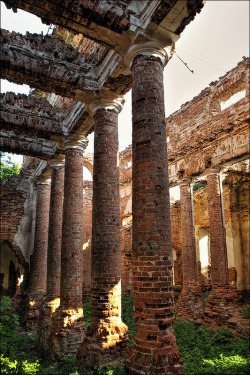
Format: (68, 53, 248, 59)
(50, 138, 88, 359)
(77, 96, 129, 372)
(207, 169, 229, 288)
(28, 175, 51, 326)
(38, 158, 64, 355)
(176, 179, 202, 321)
(205, 168, 237, 327)
(125, 41, 183, 375)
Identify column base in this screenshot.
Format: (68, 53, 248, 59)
(76, 319, 129, 372)
(125, 332, 183, 375)
(204, 285, 239, 329)
(47, 306, 85, 360)
(175, 286, 203, 322)
(25, 291, 45, 328)
(38, 298, 60, 357)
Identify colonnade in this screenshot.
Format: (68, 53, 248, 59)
(26, 40, 183, 374)
(176, 169, 235, 320)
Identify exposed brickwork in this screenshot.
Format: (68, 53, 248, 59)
(0, 1, 207, 161)
(0, 29, 101, 101)
(38, 163, 64, 356)
(179, 181, 197, 287)
(125, 54, 183, 375)
(204, 170, 240, 330)
(176, 180, 202, 321)
(121, 222, 133, 295)
(0, 131, 58, 159)
(3, 0, 131, 34)
(82, 181, 93, 297)
(0, 92, 64, 138)
(167, 58, 250, 184)
(170, 201, 182, 286)
(206, 170, 228, 288)
(0, 159, 39, 308)
(223, 171, 250, 292)
(0, 161, 37, 268)
(2, 0, 204, 51)
(77, 107, 128, 372)
(28, 178, 50, 325)
(46, 164, 64, 302)
(119, 147, 133, 294)
(50, 145, 86, 359)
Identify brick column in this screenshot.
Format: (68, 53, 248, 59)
(205, 169, 237, 327)
(28, 175, 51, 326)
(207, 169, 229, 288)
(125, 41, 183, 375)
(176, 179, 202, 321)
(38, 158, 64, 355)
(77, 96, 129, 372)
(50, 138, 88, 359)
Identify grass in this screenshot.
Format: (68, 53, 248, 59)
(1, 296, 249, 374)
(174, 319, 250, 375)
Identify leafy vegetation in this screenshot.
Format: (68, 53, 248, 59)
(0, 296, 40, 374)
(0, 152, 20, 182)
(0, 162, 20, 182)
(174, 319, 250, 375)
(242, 306, 250, 319)
(1, 296, 249, 375)
(121, 295, 135, 346)
(193, 183, 206, 192)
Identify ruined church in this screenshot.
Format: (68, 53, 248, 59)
(0, 1, 249, 374)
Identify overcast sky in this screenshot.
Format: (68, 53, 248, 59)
(1, 0, 249, 161)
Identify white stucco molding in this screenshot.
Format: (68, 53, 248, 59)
(48, 156, 65, 169)
(88, 91, 125, 114)
(124, 39, 173, 68)
(64, 136, 88, 152)
(36, 174, 51, 185)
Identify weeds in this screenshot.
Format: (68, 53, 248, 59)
(1, 296, 249, 375)
(174, 319, 250, 375)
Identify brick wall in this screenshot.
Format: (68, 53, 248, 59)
(82, 181, 93, 296)
(167, 58, 249, 183)
(0, 157, 39, 293)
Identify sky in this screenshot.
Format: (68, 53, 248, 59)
(0, 0, 249, 164)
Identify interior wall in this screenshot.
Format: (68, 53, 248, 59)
(0, 242, 19, 295)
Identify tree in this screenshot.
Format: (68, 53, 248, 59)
(0, 152, 21, 182)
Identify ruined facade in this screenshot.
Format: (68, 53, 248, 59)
(0, 1, 249, 374)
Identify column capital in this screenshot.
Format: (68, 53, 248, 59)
(89, 92, 125, 114)
(125, 39, 173, 68)
(36, 174, 51, 186)
(207, 167, 221, 176)
(64, 137, 88, 152)
(48, 156, 65, 169)
(179, 177, 192, 187)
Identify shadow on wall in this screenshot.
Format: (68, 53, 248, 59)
(0, 242, 22, 297)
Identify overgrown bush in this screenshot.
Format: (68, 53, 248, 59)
(242, 306, 250, 319)
(174, 319, 250, 375)
(1, 296, 249, 375)
(0, 296, 40, 374)
(121, 295, 135, 345)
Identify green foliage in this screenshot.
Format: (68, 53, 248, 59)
(242, 306, 250, 319)
(203, 290, 211, 299)
(0, 297, 41, 374)
(174, 319, 250, 375)
(83, 298, 92, 328)
(193, 183, 206, 192)
(1, 296, 249, 375)
(121, 295, 135, 345)
(0, 161, 20, 182)
(83, 361, 128, 375)
(1, 355, 40, 374)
